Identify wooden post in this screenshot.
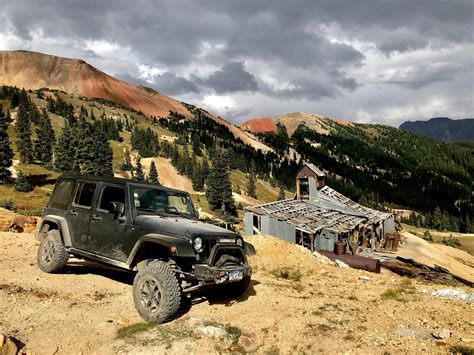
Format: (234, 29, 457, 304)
(353, 229, 359, 255)
(362, 226, 367, 251)
(296, 177, 300, 200)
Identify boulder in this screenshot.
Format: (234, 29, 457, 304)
(312, 251, 336, 266)
(335, 259, 349, 268)
(0, 333, 24, 355)
(432, 328, 451, 340)
(197, 325, 226, 339)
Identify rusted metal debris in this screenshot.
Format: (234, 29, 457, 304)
(319, 250, 382, 273)
(382, 257, 473, 287)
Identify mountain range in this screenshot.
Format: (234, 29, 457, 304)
(0, 50, 269, 152)
(0, 50, 472, 231)
(399, 117, 474, 142)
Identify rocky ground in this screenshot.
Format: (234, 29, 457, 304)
(1, 232, 473, 354)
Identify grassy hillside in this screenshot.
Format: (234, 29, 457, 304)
(290, 121, 473, 232)
(0, 88, 285, 218)
(2, 86, 471, 232)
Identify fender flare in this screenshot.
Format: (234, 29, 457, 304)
(35, 216, 72, 247)
(126, 234, 195, 266)
(244, 242, 256, 256)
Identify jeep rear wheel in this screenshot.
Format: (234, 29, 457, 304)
(37, 230, 69, 273)
(132, 260, 182, 323)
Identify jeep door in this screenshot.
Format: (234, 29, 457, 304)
(69, 181, 98, 250)
(87, 184, 129, 262)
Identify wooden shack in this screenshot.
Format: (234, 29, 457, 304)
(245, 163, 395, 254)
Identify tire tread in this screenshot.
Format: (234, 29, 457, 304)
(133, 260, 182, 323)
(37, 230, 69, 273)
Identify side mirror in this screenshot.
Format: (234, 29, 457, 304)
(110, 202, 125, 216)
(194, 209, 200, 220)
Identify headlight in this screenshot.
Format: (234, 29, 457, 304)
(236, 238, 243, 247)
(193, 237, 204, 252)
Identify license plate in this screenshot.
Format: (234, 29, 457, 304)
(227, 268, 243, 281)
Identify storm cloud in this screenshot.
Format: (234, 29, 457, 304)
(0, 0, 472, 125)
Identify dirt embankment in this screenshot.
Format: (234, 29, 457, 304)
(1, 232, 473, 354)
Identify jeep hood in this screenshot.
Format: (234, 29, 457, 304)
(134, 215, 239, 239)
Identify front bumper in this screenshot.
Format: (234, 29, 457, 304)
(194, 264, 252, 284)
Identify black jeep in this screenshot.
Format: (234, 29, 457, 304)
(35, 175, 254, 323)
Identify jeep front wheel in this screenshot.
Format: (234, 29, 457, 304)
(37, 230, 69, 273)
(132, 260, 182, 323)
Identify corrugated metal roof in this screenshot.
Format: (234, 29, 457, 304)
(245, 183, 393, 235)
(318, 186, 392, 224)
(245, 199, 365, 234)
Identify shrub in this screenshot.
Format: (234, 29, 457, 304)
(381, 279, 416, 302)
(270, 268, 302, 282)
(442, 235, 461, 248)
(14, 171, 33, 192)
(0, 198, 18, 211)
(423, 230, 433, 241)
(449, 345, 474, 355)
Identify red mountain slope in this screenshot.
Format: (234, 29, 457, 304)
(0, 50, 271, 151)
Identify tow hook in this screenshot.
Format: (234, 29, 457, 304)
(215, 270, 228, 284)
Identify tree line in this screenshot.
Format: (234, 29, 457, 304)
(0, 87, 118, 191)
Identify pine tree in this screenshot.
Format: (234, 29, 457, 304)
(465, 214, 471, 233)
(0, 108, 14, 183)
(14, 171, 32, 192)
(278, 186, 285, 200)
(34, 108, 55, 165)
(192, 134, 202, 156)
(54, 123, 79, 174)
(135, 156, 145, 181)
(358, 194, 369, 207)
(192, 162, 205, 191)
(206, 151, 236, 216)
(433, 207, 442, 230)
(89, 126, 113, 176)
(10, 91, 20, 108)
(76, 123, 97, 175)
(149, 160, 159, 184)
(184, 147, 193, 177)
(16, 90, 34, 164)
(246, 161, 257, 198)
(120, 148, 133, 171)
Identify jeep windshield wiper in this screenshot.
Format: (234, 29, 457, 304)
(136, 207, 166, 217)
(163, 209, 192, 219)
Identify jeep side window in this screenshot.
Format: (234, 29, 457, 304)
(50, 180, 75, 209)
(98, 186, 125, 212)
(73, 182, 96, 207)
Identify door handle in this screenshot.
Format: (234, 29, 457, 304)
(92, 214, 102, 221)
(69, 209, 78, 216)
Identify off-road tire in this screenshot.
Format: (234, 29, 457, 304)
(132, 260, 182, 323)
(37, 230, 69, 273)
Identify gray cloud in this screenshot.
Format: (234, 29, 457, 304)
(195, 61, 258, 93)
(0, 0, 472, 124)
(117, 72, 198, 96)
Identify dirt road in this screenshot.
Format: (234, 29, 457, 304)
(1, 232, 473, 354)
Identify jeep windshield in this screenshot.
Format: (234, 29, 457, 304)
(132, 186, 195, 218)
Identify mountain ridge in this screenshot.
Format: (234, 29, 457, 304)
(399, 117, 474, 142)
(0, 50, 271, 152)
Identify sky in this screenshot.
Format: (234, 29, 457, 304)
(0, 0, 473, 126)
